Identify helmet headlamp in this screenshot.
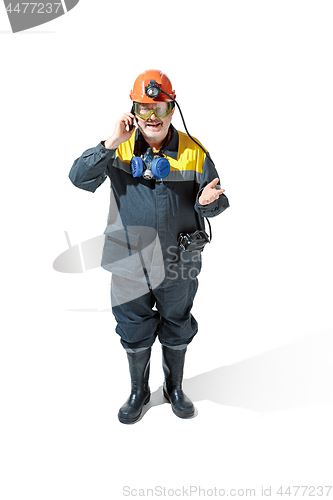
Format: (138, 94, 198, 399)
(144, 80, 161, 99)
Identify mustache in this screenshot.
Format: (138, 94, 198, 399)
(146, 120, 162, 125)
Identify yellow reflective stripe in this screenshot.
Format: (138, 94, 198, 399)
(115, 130, 205, 174)
(170, 131, 205, 173)
(116, 133, 135, 162)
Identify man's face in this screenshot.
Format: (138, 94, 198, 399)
(134, 101, 175, 145)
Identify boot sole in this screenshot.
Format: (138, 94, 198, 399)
(118, 393, 151, 424)
(163, 389, 195, 419)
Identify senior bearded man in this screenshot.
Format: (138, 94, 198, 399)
(69, 69, 230, 424)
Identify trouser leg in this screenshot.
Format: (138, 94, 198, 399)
(155, 278, 199, 348)
(111, 274, 160, 349)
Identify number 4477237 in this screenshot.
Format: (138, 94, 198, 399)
(6, 3, 62, 14)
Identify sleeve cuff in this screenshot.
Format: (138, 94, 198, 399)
(95, 140, 116, 159)
(195, 191, 230, 216)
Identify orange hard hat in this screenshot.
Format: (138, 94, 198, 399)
(130, 69, 176, 103)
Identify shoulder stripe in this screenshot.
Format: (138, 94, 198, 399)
(115, 129, 206, 179)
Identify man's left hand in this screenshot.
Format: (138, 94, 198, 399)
(198, 178, 225, 206)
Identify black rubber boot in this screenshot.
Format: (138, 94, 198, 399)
(162, 345, 195, 419)
(118, 348, 151, 424)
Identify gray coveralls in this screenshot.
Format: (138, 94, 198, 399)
(69, 125, 229, 350)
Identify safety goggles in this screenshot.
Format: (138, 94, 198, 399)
(133, 101, 173, 119)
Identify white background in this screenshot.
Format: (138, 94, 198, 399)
(1, 1, 333, 498)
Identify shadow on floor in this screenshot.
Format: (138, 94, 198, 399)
(144, 329, 333, 415)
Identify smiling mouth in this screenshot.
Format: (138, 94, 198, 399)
(146, 122, 162, 129)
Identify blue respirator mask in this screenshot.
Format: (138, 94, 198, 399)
(130, 147, 170, 180)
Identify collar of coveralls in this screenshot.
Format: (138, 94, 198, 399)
(133, 124, 179, 160)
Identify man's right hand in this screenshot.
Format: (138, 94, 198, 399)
(104, 112, 136, 150)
